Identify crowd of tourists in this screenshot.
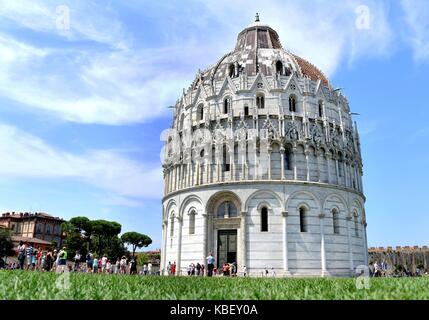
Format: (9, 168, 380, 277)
(372, 260, 426, 277)
(4, 244, 284, 277)
(1, 241, 158, 275)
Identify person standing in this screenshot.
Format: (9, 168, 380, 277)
(120, 256, 127, 274)
(101, 255, 107, 273)
(242, 265, 247, 277)
(74, 251, 81, 272)
(86, 252, 93, 273)
(206, 252, 215, 277)
(25, 242, 34, 270)
(52, 249, 58, 270)
(45, 249, 53, 271)
(148, 262, 152, 275)
(16, 241, 26, 270)
(172, 261, 176, 276)
(196, 263, 201, 276)
(36, 247, 43, 270)
(115, 258, 120, 274)
(57, 246, 67, 273)
(130, 258, 137, 275)
(93, 256, 99, 273)
(167, 261, 172, 276)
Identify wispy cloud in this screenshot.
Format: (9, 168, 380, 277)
(0, 0, 129, 49)
(0, 0, 395, 125)
(400, 0, 429, 61)
(0, 123, 163, 201)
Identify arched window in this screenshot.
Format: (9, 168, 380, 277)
(170, 216, 175, 237)
(299, 207, 308, 232)
(228, 64, 235, 78)
(261, 207, 268, 232)
(284, 149, 291, 170)
(222, 144, 230, 172)
(256, 93, 265, 109)
(332, 209, 340, 234)
(244, 104, 249, 116)
(354, 214, 359, 237)
(289, 95, 296, 112)
(276, 60, 283, 75)
(197, 104, 204, 121)
(223, 97, 230, 114)
(217, 201, 237, 218)
(189, 211, 196, 235)
(318, 101, 324, 117)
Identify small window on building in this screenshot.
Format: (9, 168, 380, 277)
(222, 145, 230, 172)
(289, 95, 296, 112)
(228, 64, 235, 78)
(261, 207, 268, 232)
(197, 104, 204, 121)
(244, 104, 249, 116)
(318, 101, 324, 117)
(354, 214, 359, 237)
(224, 98, 230, 114)
(299, 207, 308, 232)
(170, 217, 175, 237)
(256, 93, 265, 109)
(276, 60, 283, 75)
(333, 209, 340, 234)
(284, 149, 291, 170)
(189, 211, 196, 235)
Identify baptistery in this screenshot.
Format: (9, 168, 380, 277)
(161, 15, 367, 276)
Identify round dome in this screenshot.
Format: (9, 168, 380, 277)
(192, 17, 330, 89)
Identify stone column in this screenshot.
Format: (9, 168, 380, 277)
(344, 162, 349, 187)
(195, 160, 200, 185)
(268, 151, 272, 180)
(161, 221, 167, 274)
(230, 152, 234, 181)
(335, 158, 340, 184)
(362, 219, 369, 267)
(176, 216, 183, 276)
(240, 211, 247, 270)
(319, 212, 327, 276)
(282, 211, 290, 275)
(346, 214, 354, 275)
(305, 150, 310, 181)
(326, 153, 331, 184)
(202, 213, 208, 269)
(316, 151, 322, 182)
(292, 147, 298, 180)
(280, 148, 285, 180)
(205, 158, 209, 185)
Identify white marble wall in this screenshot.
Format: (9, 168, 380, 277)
(161, 182, 367, 277)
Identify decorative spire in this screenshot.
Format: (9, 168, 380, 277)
(255, 13, 260, 22)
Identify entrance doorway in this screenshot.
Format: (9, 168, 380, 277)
(217, 229, 237, 268)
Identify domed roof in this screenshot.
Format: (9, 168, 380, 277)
(195, 15, 330, 88)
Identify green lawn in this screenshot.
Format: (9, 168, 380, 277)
(0, 270, 428, 300)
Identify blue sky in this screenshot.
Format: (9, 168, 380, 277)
(0, 0, 428, 249)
